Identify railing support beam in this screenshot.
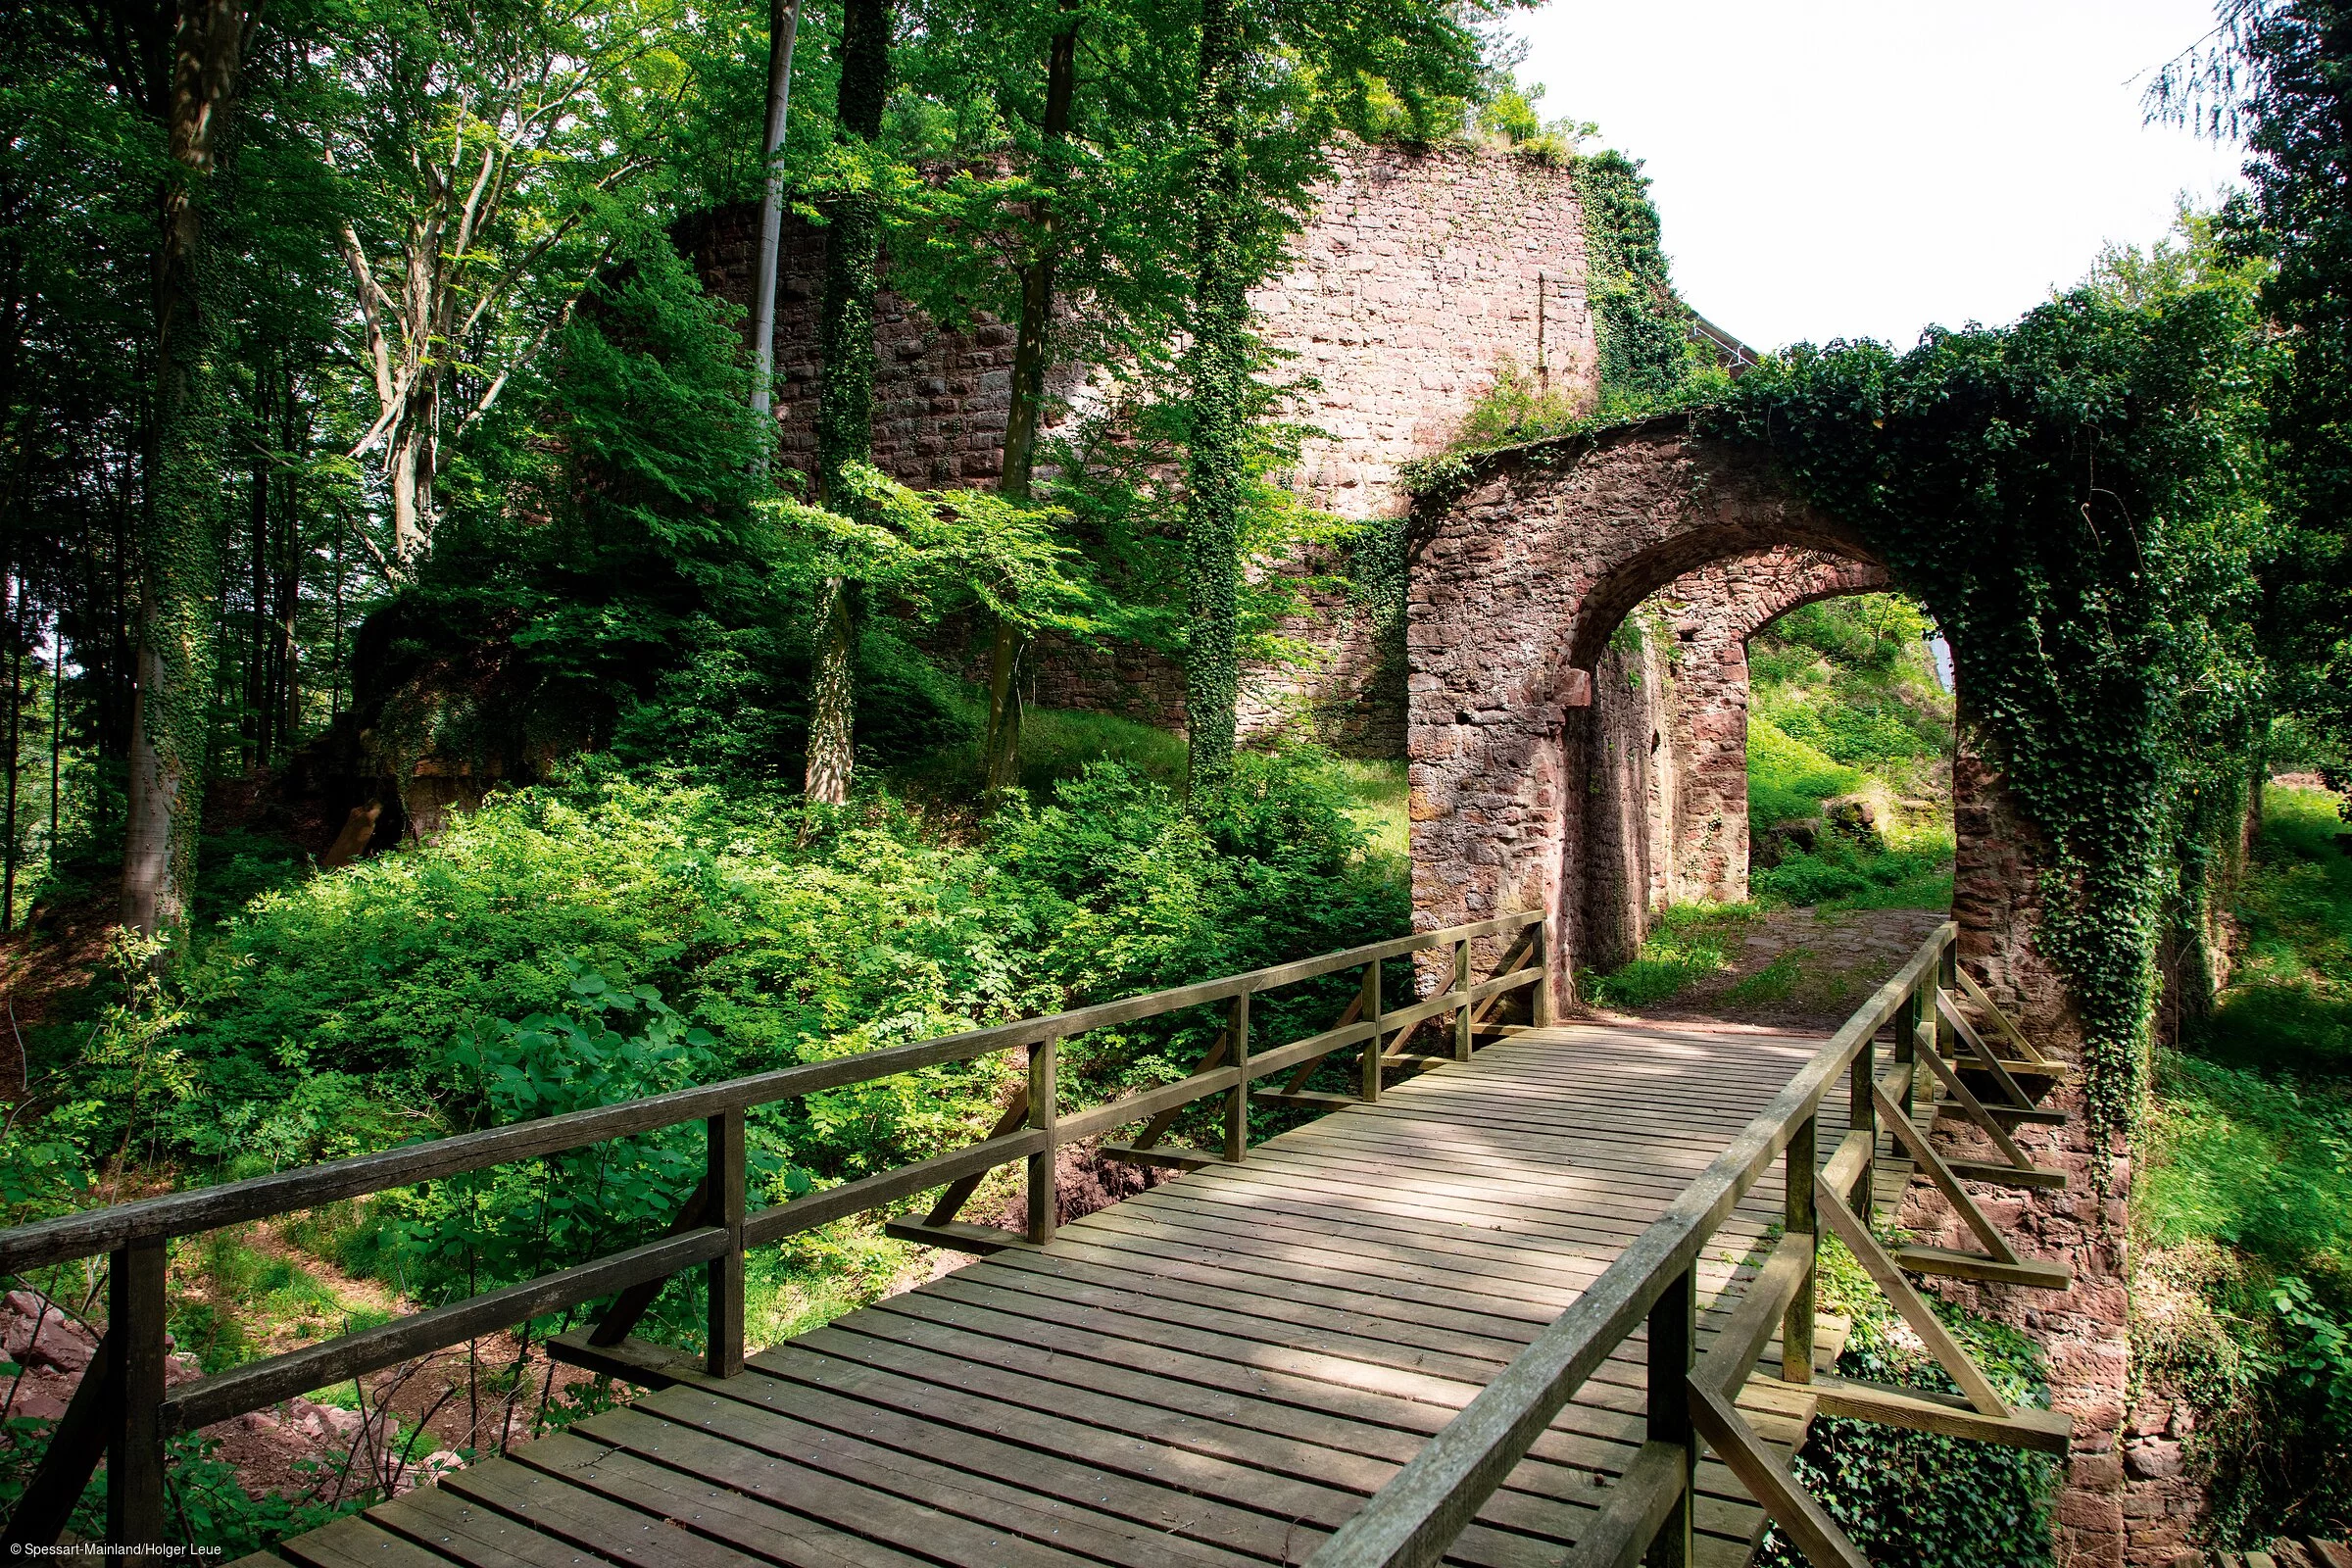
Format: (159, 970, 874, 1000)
(1782, 1115, 1816, 1385)
(1645, 1266, 1695, 1568)
(706, 1108, 746, 1377)
(107, 1239, 168, 1546)
(1028, 1035, 1059, 1245)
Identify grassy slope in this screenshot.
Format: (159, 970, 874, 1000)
(2134, 782, 2352, 1544)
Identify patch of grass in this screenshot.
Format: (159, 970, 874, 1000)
(1328, 758, 1408, 862)
(2188, 783, 2352, 1079)
(1725, 950, 1802, 1005)
(1583, 903, 1760, 1009)
(1747, 718, 1867, 832)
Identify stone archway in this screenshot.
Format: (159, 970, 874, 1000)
(1405, 416, 2070, 1043)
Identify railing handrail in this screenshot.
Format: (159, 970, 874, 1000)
(0, 908, 1544, 1279)
(1302, 919, 1957, 1568)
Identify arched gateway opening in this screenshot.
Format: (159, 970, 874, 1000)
(1406, 416, 2061, 1037)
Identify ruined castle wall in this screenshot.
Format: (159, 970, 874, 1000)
(685, 141, 1596, 751)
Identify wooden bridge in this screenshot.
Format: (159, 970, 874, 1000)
(0, 914, 2076, 1568)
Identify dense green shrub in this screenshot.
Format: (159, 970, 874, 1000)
(104, 748, 1399, 1274)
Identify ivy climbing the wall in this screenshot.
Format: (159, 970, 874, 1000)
(1574, 149, 1711, 416)
(1704, 280, 2272, 1141)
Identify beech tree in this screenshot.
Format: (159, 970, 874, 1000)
(120, 0, 251, 940)
(319, 0, 697, 569)
(803, 0, 893, 807)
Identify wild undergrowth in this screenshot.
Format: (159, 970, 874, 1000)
(2, 733, 1410, 1385)
(1759, 1236, 2059, 1568)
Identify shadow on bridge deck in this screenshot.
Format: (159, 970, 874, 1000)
(240, 1021, 1909, 1568)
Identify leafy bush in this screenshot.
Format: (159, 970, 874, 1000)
(1752, 839, 1955, 912)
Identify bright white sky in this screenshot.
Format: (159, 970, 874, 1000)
(1510, 0, 2249, 352)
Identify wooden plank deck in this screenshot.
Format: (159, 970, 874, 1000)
(241, 1020, 1917, 1568)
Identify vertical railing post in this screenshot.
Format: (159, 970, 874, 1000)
(705, 1107, 746, 1377)
(1531, 915, 1555, 1027)
(1783, 1115, 1816, 1385)
(1452, 938, 1472, 1061)
(1648, 1265, 1695, 1568)
(1894, 983, 1921, 1120)
(1849, 1030, 1876, 1223)
(1028, 1035, 1059, 1244)
(106, 1239, 167, 1545)
(1934, 937, 1959, 1094)
(1224, 993, 1250, 1163)
(1359, 957, 1383, 1102)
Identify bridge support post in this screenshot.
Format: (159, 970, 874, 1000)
(106, 1238, 168, 1545)
(1531, 919, 1554, 1027)
(706, 1108, 746, 1377)
(1225, 994, 1250, 1162)
(1452, 939, 1472, 1061)
(1783, 1116, 1816, 1385)
(1646, 1265, 1695, 1568)
(1894, 985, 1922, 1119)
(1849, 1033, 1876, 1221)
(1359, 959, 1383, 1102)
(1028, 1036, 1060, 1244)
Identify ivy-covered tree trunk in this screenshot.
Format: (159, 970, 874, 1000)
(1181, 0, 1247, 795)
(804, 0, 891, 807)
(980, 15, 1078, 800)
(122, 0, 245, 941)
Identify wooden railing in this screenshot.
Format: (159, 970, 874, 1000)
(0, 908, 1546, 1549)
(1305, 920, 2075, 1568)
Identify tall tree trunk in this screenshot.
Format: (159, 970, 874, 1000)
(1182, 0, 1248, 795)
(121, 0, 246, 942)
(48, 613, 61, 883)
(4, 574, 20, 929)
(387, 378, 436, 564)
(980, 14, 1079, 802)
(804, 0, 891, 807)
(245, 394, 268, 766)
(749, 0, 804, 438)
(274, 441, 299, 748)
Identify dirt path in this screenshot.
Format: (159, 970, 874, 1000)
(1623, 906, 1948, 1034)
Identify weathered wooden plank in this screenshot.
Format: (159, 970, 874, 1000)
(508, 1430, 933, 1568)
(573, 1405, 1103, 1568)
(369, 1485, 617, 1568)
(1745, 1373, 2074, 1452)
(740, 1344, 1572, 1568)
(276, 1513, 458, 1568)
(440, 1453, 771, 1568)
(743, 1128, 1048, 1248)
(632, 1383, 1258, 1568)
